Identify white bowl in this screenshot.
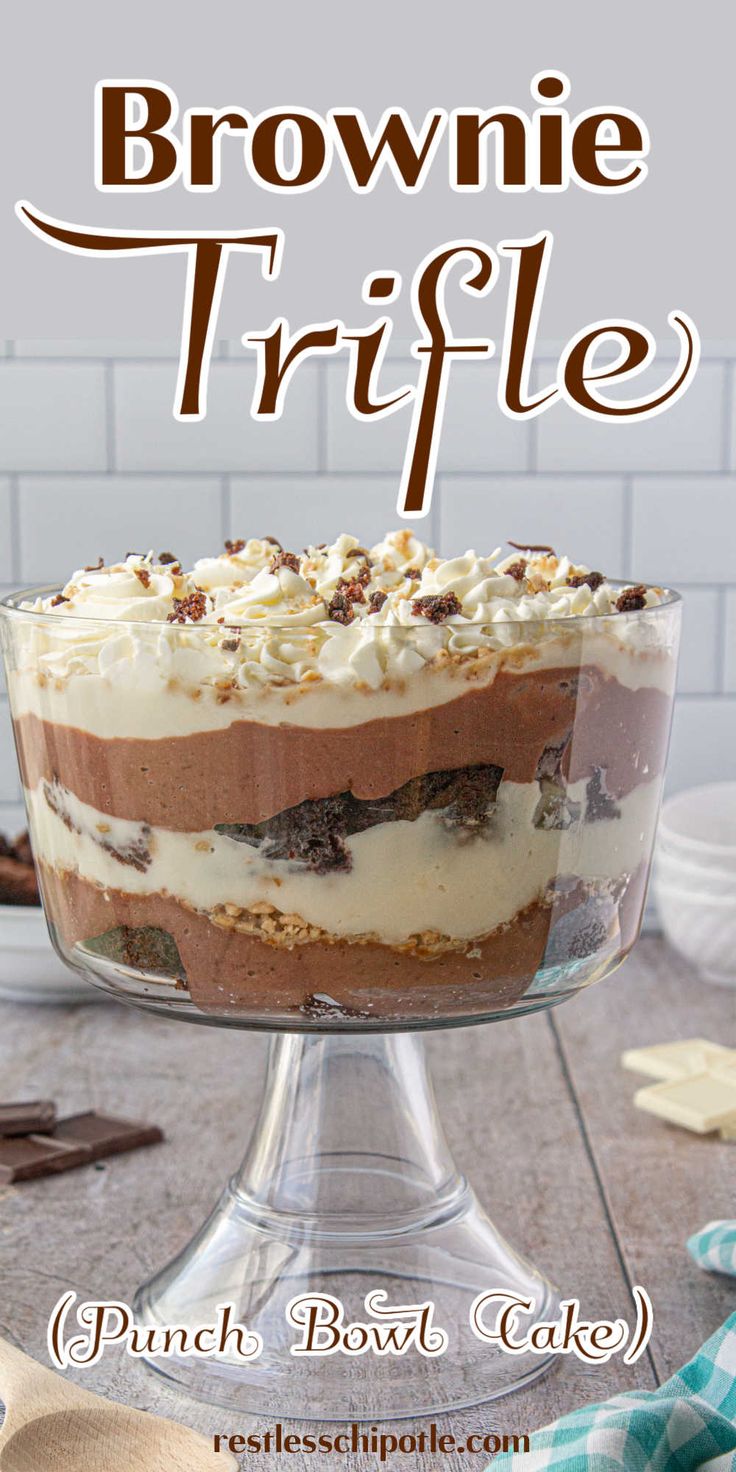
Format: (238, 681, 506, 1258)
(652, 873, 736, 986)
(657, 830, 736, 873)
(658, 782, 736, 866)
(0, 905, 103, 1003)
(654, 848, 736, 899)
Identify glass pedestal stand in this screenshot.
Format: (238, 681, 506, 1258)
(135, 1031, 559, 1419)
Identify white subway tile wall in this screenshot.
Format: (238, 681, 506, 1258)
(0, 339, 734, 835)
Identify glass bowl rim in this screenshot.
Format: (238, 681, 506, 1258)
(0, 580, 682, 634)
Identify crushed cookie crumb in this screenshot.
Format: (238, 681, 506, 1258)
(412, 591, 463, 623)
(224, 538, 246, 556)
(167, 590, 208, 624)
(567, 570, 604, 591)
(50, 594, 69, 607)
(405, 567, 421, 580)
(269, 550, 300, 574)
(158, 551, 178, 565)
(368, 589, 387, 614)
(263, 535, 282, 548)
(327, 590, 354, 625)
(84, 557, 104, 572)
(221, 636, 240, 652)
(505, 559, 527, 582)
(134, 566, 151, 588)
(615, 584, 648, 613)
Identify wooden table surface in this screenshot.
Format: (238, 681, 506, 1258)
(0, 937, 734, 1468)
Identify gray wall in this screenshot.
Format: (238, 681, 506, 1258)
(3, 0, 734, 338)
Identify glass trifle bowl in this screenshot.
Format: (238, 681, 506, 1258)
(0, 533, 680, 1418)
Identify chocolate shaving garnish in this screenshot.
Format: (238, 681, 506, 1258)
(412, 591, 463, 623)
(615, 584, 647, 613)
(263, 535, 282, 548)
(167, 590, 208, 624)
(269, 550, 300, 575)
(134, 566, 151, 588)
(50, 594, 69, 607)
(567, 571, 605, 591)
(505, 560, 527, 582)
(508, 541, 555, 555)
(368, 590, 387, 614)
(327, 591, 354, 625)
(158, 551, 178, 565)
(84, 558, 104, 571)
(225, 538, 246, 555)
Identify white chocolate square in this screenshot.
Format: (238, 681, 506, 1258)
(622, 1040, 735, 1082)
(634, 1073, 736, 1133)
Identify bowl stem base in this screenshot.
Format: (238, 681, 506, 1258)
(134, 1031, 559, 1419)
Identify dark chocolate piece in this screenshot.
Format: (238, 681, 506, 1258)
(0, 1100, 57, 1137)
(53, 1112, 164, 1161)
(0, 1134, 90, 1184)
(0, 1111, 164, 1184)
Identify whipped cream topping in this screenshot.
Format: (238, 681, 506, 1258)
(12, 531, 670, 693)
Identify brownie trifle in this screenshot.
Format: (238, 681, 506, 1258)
(1, 533, 679, 1023)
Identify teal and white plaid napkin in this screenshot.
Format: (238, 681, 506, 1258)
(494, 1222, 736, 1470)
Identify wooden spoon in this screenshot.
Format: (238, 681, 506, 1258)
(0, 1337, 237, 1471)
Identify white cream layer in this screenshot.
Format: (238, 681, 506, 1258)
(27, 777, 660, 945)
(9, 629, 676, 740)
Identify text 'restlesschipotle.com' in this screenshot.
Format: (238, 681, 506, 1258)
(213, 1424, 530, 1461)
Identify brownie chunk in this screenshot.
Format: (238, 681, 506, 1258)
(216, 762, 505, 874)
(0, 831, 40, 906)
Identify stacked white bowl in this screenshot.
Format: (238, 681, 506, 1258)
(653, 781, 736, 985)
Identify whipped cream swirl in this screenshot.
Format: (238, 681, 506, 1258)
(14, 532, 668, 692)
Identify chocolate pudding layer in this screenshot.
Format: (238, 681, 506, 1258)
(39, 860, 649, 1023)
(14, 664, 672, 831)
(1, 532, 680, 1024)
